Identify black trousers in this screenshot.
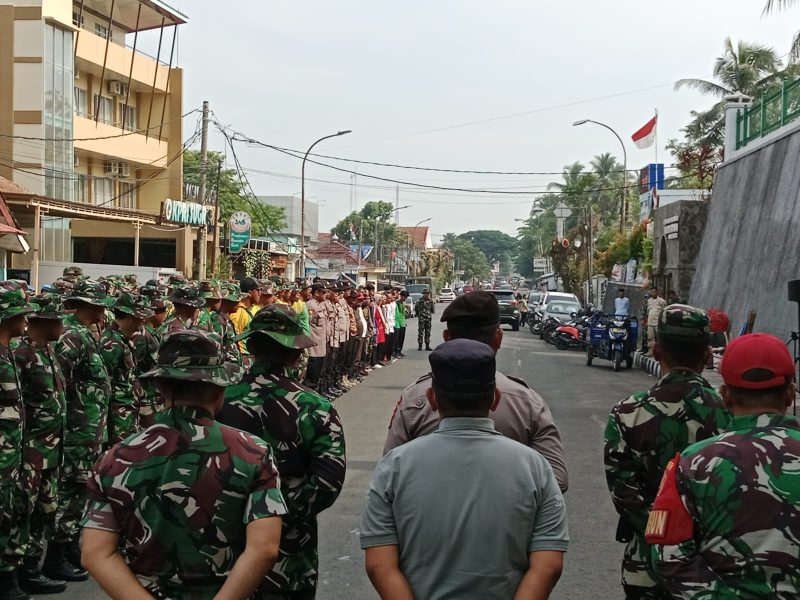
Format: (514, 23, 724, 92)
(395, 326, 406, 355)
(304, 356, 325, 389)
(385, 332, 396, 361)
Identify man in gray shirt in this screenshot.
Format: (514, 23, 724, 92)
(384, 291, 568, 491)
(361, 339, 568, 600)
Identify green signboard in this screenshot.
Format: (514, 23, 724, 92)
(229, 211, 252, 253)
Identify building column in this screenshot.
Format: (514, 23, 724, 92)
(724, 93, 752, 161)
(133, 222, 140, 266)
(175, 225, 192, 275)
(31, 205, 40, 291)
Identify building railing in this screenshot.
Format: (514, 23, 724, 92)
(736, 77, 800, 150)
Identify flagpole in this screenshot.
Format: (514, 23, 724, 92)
(654, 108, 659, 166)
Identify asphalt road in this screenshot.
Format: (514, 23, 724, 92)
(61, 314, 656, 600)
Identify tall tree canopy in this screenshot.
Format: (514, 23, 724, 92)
(457, 230, 517, 273)
(440, 233, 491, 281)
(331, 201, 405, 264)
(183, 150, 286, 237)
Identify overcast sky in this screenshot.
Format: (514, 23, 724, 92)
(168, 0, 798, 240)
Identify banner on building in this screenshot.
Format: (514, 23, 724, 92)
(161, 199, 213, 227)
(229, 211, 252, 253)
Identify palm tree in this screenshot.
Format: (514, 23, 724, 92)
(763, 0, 800, 64)
(589, 153, 624, 226)
(675, 38, 783, 146)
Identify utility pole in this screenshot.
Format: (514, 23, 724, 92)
(395, 185, 400, 225)
(210, 156, 223, 275)
(197, 100, 209, 279)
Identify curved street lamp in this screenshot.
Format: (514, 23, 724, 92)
(300, 129, 352, 278)
(572, 119, 628, 233)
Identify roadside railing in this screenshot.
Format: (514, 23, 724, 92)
(736, 78, 800, 150)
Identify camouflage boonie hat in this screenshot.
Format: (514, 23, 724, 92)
(169, 285, 205, 309)
(64, 279, 114, 308)
(236, 304, 316, 349)
(657, 304, 711, 340)
(168, 273, 188, 288)
(51, 278, 75, 296)
(62, 265, 83, 279)
(112, 292, 155, 319)
(220, 282, 246, 303)
(0, 281, 35, 321)
(140, 283, 168, 310)
(198, 280, 223, 300)
(140, 330, 243, 387)
(28, 293, 64, 320)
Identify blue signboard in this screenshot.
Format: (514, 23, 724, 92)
(639, 163, 665, 193)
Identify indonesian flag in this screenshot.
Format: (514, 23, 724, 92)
(632, 115, 658, 149)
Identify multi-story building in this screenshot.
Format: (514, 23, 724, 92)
(0, 0, 194, 286)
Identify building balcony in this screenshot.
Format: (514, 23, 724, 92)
(74, 115, 168, 167)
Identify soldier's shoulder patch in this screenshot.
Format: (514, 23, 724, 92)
(645, 454, 694, 545)
(503, 373, 530, 389)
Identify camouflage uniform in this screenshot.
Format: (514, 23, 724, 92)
(100, 292, 154, 444)
(81, 330, 287, 600)
(54, 281, 113, 547)
(219, 304, 347, 595)
(415, 291, 435, 349)
(0, 282, 34, 578)
(604, 305, 730, 599)
(159, 286, 206, 336)
(12, 295, 67, 567)
(137, 284, 168, 429)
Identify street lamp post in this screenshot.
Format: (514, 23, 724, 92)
(410, 217, 431, 276)
(573, 119, 628, 233)
(301, 129, 352, 279)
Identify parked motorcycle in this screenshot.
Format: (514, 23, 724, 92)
(528, 310, 543, 335)
(540, 316, 561, 344)
(586, 314, 639, 372)
(554, 314, 591, 351)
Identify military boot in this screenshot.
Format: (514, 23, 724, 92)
(20, 556, 66, 595)
(0, 571, 29, 600)
(42, 542, 88, 582)
(64, 540, 82, 570)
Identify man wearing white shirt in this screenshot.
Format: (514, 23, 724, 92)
(614, 288, 630, 317)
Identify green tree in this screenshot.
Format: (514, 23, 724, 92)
(440, 233, 491, 281)
(330, 201, 405, 265)
(183, 150, 286, 237)
(674, 38, 783, 148)
(457, 230, 517, 274)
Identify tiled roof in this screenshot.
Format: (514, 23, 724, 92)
(396, 226, 430, 249)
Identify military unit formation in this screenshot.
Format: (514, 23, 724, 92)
(0, 268, 797, 600)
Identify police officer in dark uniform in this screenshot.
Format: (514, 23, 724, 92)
(384, 290, 568, 491)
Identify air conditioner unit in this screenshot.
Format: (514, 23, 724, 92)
(119, 162, 131, 178)
(107, 81, 127, 97)
(104, 160, 120, 175)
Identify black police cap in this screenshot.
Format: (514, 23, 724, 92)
(429, 338, 496, 393)
(440, 290, 500, 326)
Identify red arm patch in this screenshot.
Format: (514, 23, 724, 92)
(645, 453, 694, 545)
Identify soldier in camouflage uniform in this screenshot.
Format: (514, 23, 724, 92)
(12, 294, 69, 595)
(137, 284, 168, 429)
(0, 282, 35, 600)
(416, 288, 435, 351)
(81, 330, 287, 600)
(159, 285, 205, 335)
(604, 304, 730, 599)
(648, 333, 800, 598)
(45, 280, 113, 583)
(100, 292, 154, 444)
(196, 280, 222, 334)
(219, 304, 347, 599)
(61, 266, 83, 283)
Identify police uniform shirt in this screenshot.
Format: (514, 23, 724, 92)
(323, 299, 339, 348)
(384, 372, 569, 492)
(361, 417, 569, 600)
(306, 298, 328, 359)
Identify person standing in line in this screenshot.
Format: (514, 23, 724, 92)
(362, 339, 568, 600)
(648, 333, 800, 598)
(158, 286, 205, 336)
(304, 283, 330, 396)
(81, 330, 287, 600)
(415, 288, 435, 351)
(0, 283, 38, 600)
(604, 305, 730, 600)
(394, 291, 407, 359)
(646, 288, 667, 355)
(383, 291, 396, 362)
(615, 288, 630, 317)
(219, 305, 346, 599)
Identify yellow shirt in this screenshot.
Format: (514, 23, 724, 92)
(230, 303, 259, 353)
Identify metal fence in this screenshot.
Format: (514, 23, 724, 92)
(736, 78, 800, 150)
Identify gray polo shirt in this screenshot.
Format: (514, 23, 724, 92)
(361, 417, 569, 600)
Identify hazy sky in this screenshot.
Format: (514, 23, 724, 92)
(167, 1, 798, 241)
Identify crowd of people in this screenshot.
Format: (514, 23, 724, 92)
(0, 266, 798, 600)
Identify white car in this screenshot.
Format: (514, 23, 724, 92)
(439, 288, 456, 303)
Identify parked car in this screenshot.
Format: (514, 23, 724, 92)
(535, 291, 581, 318)
(527, 291, 544, 309)
(485, 289, 521, 331)
(543, 301, 582, 323)
(439, 288, 456, 303)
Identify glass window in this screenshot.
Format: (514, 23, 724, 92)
(119, 181, 136, 209)
(94, 23, 109, 39)
(44, 24, 74, 202)
(93, 177, 113, 207)
(121, 104, 136, 131)
(73, 174, 89, 203)
(74, 88, 87, 116)
(93, 95, 113, 125)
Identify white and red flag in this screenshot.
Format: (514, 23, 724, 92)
(632, 114, 658, 149)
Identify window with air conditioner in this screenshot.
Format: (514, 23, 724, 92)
(119, 181, 136, 209)
(74, 87, 87, 117)
(93, 95, 113, 125)
(93, 177, 113, 207)
(121, 104, 136, 131)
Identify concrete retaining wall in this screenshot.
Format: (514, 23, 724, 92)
(690, 129, 800, 338)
